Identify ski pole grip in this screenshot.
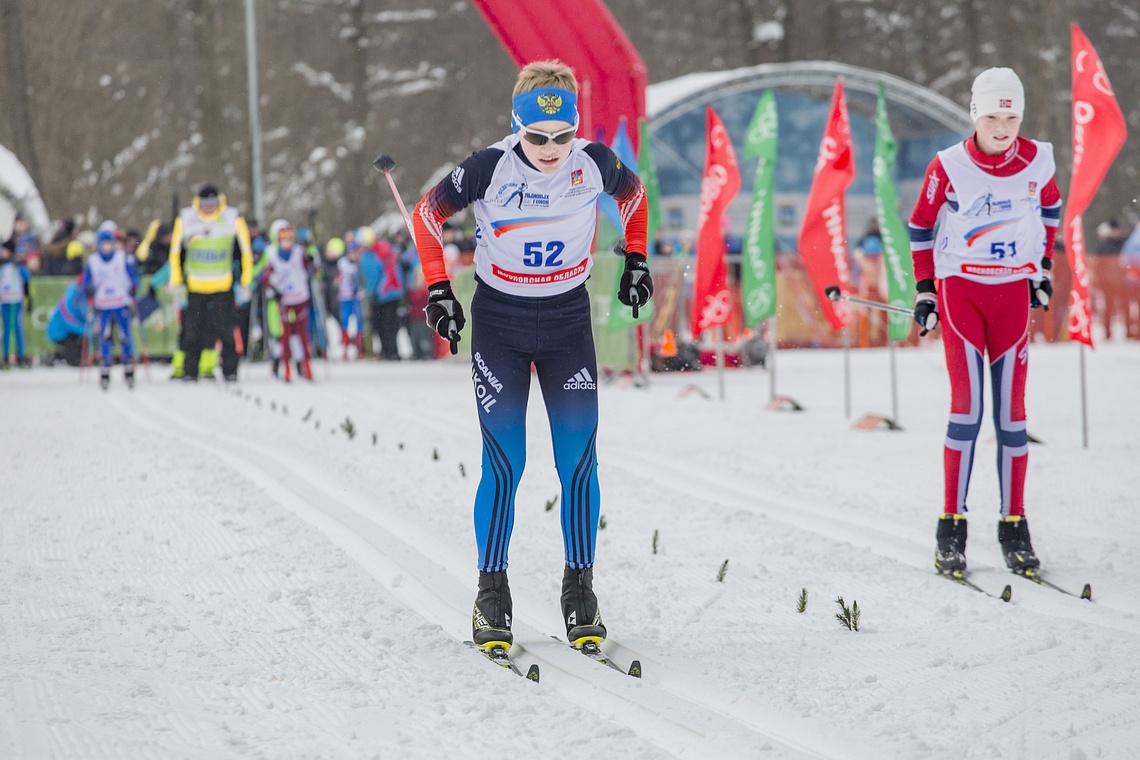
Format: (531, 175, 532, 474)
(448, 320, 459, 355)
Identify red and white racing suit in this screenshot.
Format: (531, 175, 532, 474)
(909, 136, 1062, 517)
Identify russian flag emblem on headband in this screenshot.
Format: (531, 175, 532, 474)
(512, 87, 578, 128)
(999, 98, 1012, 108)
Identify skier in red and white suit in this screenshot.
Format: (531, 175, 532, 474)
(908, 67, 1062, 576)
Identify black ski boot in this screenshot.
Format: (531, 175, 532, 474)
(998, 516, 1041, 572)
(125, 368, 136, 389)
(561, 565, 606, 648)
(935, 514, 967, 575)
(472, 570, 513, 650)
(99, 368, 111, 390)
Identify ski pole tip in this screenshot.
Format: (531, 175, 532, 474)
(372, 154, 397, 173)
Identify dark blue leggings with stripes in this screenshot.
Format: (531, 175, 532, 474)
(469, 281, 600, 573)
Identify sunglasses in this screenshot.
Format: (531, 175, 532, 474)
(518, 123, 577, 147)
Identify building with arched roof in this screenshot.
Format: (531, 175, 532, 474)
(645, 61, 973, 253)
(0, 143, 51, 244)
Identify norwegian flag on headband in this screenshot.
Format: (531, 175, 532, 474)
(690, 106, 741, 338)
(1065, 24, 1127, 348)
(999, 98, 1013, 108)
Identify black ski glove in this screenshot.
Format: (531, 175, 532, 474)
(616, 248, 653, 318)
(424, 280, 465, 354)
(913, 278, 938, 335)
(1031, 257, 1053, 310)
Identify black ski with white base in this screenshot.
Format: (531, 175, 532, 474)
(465, 641, 540, 682)
(556, 636, 642, 678)
(940, 570, 1012, 602)
(1012, 569, 1092, 600)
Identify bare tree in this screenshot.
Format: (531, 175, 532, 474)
(1, 0, 42, 188)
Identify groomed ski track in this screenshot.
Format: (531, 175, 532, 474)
(117, 386, 865, 760)
(6, 342, 1139, 759)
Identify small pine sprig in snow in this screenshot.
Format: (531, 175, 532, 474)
(544, 495, 557, 512)
(716, 559, 729, 583)
(835, 596, 861, 631)
(796, 588, 808, 613)
(652, 529, 659, 555)
(340, 417, 356, 439)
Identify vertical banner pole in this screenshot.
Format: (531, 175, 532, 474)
(768, 314, 777, 403)
(1080, 343, 1089, 449)
(717, 326, 726, 401)
(640, 324, 651, 382)
(889, 339, 899, 425)
(843, 326, 852, 420)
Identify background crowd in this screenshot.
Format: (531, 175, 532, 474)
(0, 200, 486, 372)
(3, 202, 1140, 374)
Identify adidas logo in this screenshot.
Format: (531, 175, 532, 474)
(563, 367, 596, 390)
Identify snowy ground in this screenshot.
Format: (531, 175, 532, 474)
(2, 337, 1139, 759)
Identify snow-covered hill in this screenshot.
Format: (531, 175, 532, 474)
(2, 339, 1138, 759)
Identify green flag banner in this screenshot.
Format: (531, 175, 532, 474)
(873, 81, 917, 341)
(741, 90, 778, 327)
(639, 118, 663, 251)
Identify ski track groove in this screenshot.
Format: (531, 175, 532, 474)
(116, 386, 875, 760)
(608, 444, 1140, 634)
(310, 370, 1140, 754)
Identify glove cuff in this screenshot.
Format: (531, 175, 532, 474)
(915, 278, 936, 295)
(427, 280, 455, 301)
(624, 252, 649, 270)
(1041, 257, 1053, 271)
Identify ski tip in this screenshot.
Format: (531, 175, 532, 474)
(1000, 585, 1012, 603)
(628, 659, 643, 679)
(526, 664, 540, 683)
(1081, 583, 1092, 601)
(372, 154, 396, 173)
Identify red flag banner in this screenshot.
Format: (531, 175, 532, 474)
(1065, 24, 1127, 347)
(690, 106, 742, 338)
(797, 80, 855, 331)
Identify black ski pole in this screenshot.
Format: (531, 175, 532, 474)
(373, 154, 458, 355)
(824, 285, 915, 316)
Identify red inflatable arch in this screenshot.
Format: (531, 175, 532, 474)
(470, 0, 647, 149)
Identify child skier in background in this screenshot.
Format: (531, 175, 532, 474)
(333, 237, 365, 359)
(261, 219, 315, 382)
(411, 59, 652, 654)
(908, 67, 1062, 578)
(0, 237, 32, 369)
(83, 227, 140, 389)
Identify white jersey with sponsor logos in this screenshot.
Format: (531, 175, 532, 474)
(0, 262, 27, 305)
(86, 250, 135, 310)
(265, 246, 311, 307)
(472, 135, 604, 297)
(934, 140, 1055, 284)
(336, 257, 359, 301)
